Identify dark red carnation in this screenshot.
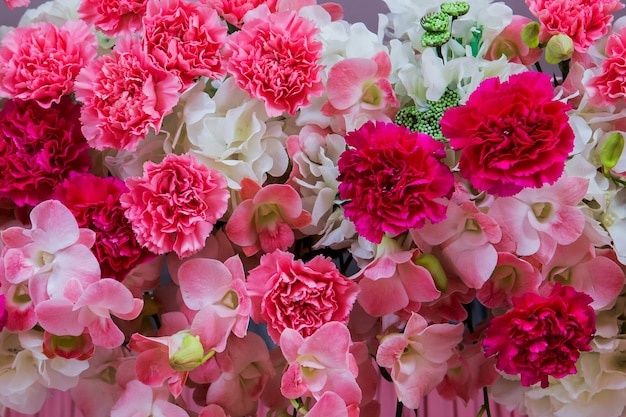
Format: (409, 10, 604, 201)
(482, 284, 595, 388)
(337, 121, 454, 244)
(0, 97, 91, 207)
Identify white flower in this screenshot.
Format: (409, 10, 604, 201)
(174, 78, 289, 190)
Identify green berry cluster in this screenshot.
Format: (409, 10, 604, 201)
(394, 88, 461, 141)
(420, 2, 470, 48)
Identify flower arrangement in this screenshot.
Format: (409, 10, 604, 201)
(0, 0, 626, 417)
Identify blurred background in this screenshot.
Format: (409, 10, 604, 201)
(0, 0, 536, 28)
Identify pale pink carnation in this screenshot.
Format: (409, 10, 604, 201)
(74, 37, 180, 152)
(587, 26, 626, 106)
(0, 98, 91, 207)
(525, 0, 623, 52)
(246, 250, 359, 343)
(54, 173, 154, 281)
(223, 10, 324, 117)
(0, 20, 97, 108)
(440, 72, 574, 197)
(482, 284, 595, 388)
(337, 121, 454, 244)
(78, 0, 148, 37)
(200, 0, 277, 27)
(3, 0, 30, 9)
(143, 0, 227, 91)
(120, 153, 229, 258)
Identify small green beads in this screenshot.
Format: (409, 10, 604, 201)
(421, 12, 451, 32)
(440, 2, 470, 17)
(394, 88, 461, 141)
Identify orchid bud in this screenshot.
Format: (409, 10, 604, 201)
(414, 253, 448, 292)
(521, 21, 540, 48)
(545, 34, 574, 64)
(601, 132, 625, 170)
(169, 332, 211, 372)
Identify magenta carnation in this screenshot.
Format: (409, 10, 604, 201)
(54, 173, 154, 281)
(337, 121, 454, 244)
(441, 72, 574, 197)
(143, 0, 227, 91)
(120, 153, 229, 259)
(246, 250, 359, 343)
(0, 97, 92, 207)
(223, 10, 324, 117)
(74, 37, 180, 152)
(482, 284, 595, 388)
(0, 20, 97, 108)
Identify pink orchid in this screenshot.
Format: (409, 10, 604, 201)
(488, 176, 588, 263)
(412, 200, 502, 289)
(280, 321, 361, 406)
(35, 278, 143, 348)
(476, 252, 543, 309)
(1, 200, 99, 302)
(225, 178, 312, 256)
(42, 331, 95, 361)
(128, 330, 211, 398)
(191, 333, 274, 417)
(376, 312, 464, 409)
(354, 236, 440, 317)
(540, 237, 624, 310)
(306, 391, 359, 417)
(110, 379, 190, 417)
(0, 282, 37, 332)
(176, 255, 250, 352)
(322, 51, 400, 133)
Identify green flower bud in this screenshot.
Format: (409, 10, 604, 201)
(601, 132, 625, 170)
(170, 333, 213, 372)
(414, 253, 448, 292)
(545, 33, 574, 64)
(420, 12, 450, 33)
(441, 2, 470, 17)
(422, 30, 452, 47)
(521, 21, 541, 48)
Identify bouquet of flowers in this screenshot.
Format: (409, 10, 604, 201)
(1, 0, 626, 416)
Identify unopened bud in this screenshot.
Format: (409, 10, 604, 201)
(414, 253, 448, 292)
(521, 21, 540, 48)
(601, 132, 625, 170)
(169, 333, 211, 372)
(545, 34, 574, 64)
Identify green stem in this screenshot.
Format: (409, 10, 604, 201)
(482, 387, 492, 417)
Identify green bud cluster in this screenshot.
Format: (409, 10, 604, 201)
(394, 88, 461, 141)
(420, 2, 470, 48)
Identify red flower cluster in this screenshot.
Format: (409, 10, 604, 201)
(337, 121, 454, 244)
(482, 284, 596, 388)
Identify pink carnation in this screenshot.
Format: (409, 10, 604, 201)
(440, 72, 574, 197)
(526, 0, 623, 52)
(200, 0, 277, 27)
(54, 173, 154, 281)
(143, 0, 227, 91)
(223, 10, 324, 117)
(0, 97, 91, 207)
(246, 250, 359, 343)
(120, 153, 229, 259)
(78, 0, 148, 37)
(337, 121, 454, 244)
(482, 284, 595, 388)
(0, 20, 97, 108)
(587, 26, 626, 106)
(74, 37, 180, 152)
